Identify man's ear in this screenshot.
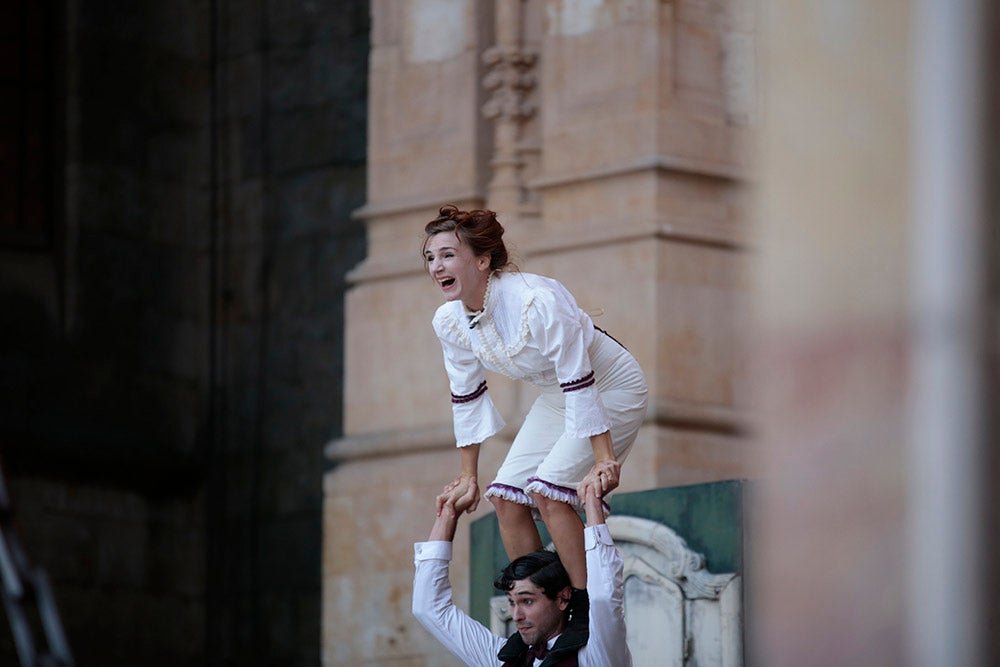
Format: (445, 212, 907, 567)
(557, 586, 572, 611)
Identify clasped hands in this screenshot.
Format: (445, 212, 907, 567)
(436, 475, 480, 516)
(576, 457, 621, 501)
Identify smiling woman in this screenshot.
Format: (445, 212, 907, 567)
(423, 231, 491, 310)
(419, 204, 649, 649)
(422, 205, 511, 304)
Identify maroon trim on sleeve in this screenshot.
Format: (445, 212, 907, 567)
(451, 380, 488, 404)
(559, 371, 595, 393)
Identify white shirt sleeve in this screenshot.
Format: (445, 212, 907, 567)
(580, 524, 633, 667)
(433, 310, 506, 447)
(527, 287, 612, 439)
(412, 541, 507, 667)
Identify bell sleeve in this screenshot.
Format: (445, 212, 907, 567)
(527, 286, 612, 439)
(433, 311, 506, 447)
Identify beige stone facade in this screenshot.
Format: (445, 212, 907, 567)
(323, 1, 754, 664)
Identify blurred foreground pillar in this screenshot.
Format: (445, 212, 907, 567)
(751, 1, 996, 666)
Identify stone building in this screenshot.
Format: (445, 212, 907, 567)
(326, 1, 999, 666)
(3, 1, 997, 667)
(324, 1, 753, 665)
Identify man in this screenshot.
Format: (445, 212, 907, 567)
(412, 478, 632, 666)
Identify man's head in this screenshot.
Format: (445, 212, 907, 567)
(494, 550, 571, 647)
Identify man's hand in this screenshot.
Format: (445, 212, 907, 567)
(436, 475, 481, 516)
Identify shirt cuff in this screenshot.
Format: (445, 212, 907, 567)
(584, 524, 614, 550)
(414, 540, 453, 562)
(453, 399, 506, 447)
(564, 386, 612, 439)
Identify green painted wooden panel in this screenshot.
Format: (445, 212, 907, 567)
(470, 479, 747, 626)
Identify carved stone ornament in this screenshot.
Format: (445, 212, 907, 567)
(607, 515, 737, 600)
(481, 45, 538, 121)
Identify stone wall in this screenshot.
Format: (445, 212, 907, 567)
(324, 1, 754, 665)
(206, 2, 368, 664)
(0, 1, 368, 665)
(3, 2, 212, 663)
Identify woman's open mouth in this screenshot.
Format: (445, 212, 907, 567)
(440, 278, 456, 288)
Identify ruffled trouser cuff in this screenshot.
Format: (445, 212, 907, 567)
(484, 479, 611, 519)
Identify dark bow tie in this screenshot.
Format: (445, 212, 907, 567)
(526, 642, 548, 664)
(468, 309, 486, 329)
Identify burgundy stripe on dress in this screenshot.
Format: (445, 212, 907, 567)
(559, 371, 595, 393)
(451, 380, 488, 404)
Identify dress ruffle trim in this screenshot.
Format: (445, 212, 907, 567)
(484, 479, 612, 517)
(524, 477, 612, 517)
(483, 483, 533, 506)
(438, 310, 472, 346)
(525, 477, 582, 507)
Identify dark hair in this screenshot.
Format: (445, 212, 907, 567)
(422, 204, 512, 272)
(493, 550, 570, 601)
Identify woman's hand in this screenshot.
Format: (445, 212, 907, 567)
(577, 458, 621, 500)
(436, 474, 481, 516)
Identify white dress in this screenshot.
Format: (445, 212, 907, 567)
(432, 271, 647, 508)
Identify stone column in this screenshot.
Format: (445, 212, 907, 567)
(526, 0, 754, 490)
(481, 0, 538, 215)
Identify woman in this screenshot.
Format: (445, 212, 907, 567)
(423, 204, 647, 638)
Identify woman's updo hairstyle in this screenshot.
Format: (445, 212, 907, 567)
(423, 204, 512, 272)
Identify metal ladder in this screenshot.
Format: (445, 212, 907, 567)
(0, 460, 74, 667)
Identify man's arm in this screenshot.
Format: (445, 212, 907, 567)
(428, 494, 464, 541)
(412, 479, 505, 666)
(580, 482, 633, 666)
(582, 480, 605, 529)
